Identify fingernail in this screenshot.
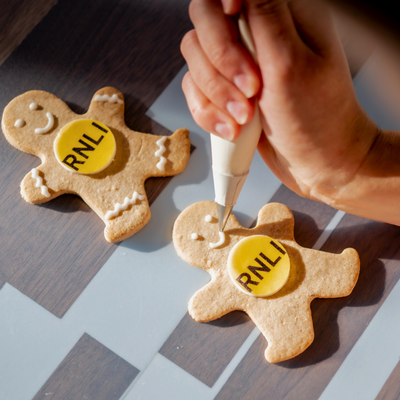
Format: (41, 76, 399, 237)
(215, 123, 234, 141)
(227, 101, 248, 125)
(234, 74, 257, 98)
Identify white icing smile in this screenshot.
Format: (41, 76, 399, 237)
(31, 168, 50, 197)
(209, 231, 226, 249)
(94, 94, 123, 104)
(155, 136, 167, 171)
(35, 112, 54, 134)
(105, 191, 145, 220)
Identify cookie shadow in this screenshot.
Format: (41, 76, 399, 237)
(291, 210, 327, 249)
(207, 310, 252, 328)
(65, 101, 86, 115)
(37, 193, 92, 214)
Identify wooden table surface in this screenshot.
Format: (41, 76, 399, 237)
(1, 1, 400, 400)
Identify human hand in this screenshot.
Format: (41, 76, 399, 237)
(181, 0, 379, 205)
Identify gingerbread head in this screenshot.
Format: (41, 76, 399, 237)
(173, 201, 359, 363)
(2, 87, 190, 242)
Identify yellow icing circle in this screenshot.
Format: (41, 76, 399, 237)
(228, 235, 290, 297)
(54, 119, 116, 174)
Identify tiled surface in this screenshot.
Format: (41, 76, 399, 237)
(1, 2, 400, 399)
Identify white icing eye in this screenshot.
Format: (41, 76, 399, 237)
(14, 119, 25, 128)
(205, 215, 212, 222)
(191, 233, 199, 240)
(29, 102, 38, 110)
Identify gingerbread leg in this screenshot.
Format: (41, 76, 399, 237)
(249, 300, 315, 363)
(308, 248, 360, 298)
(145, 128, 190, 177)
(164, 128, 191, 174)
(102, 197, 151, 243)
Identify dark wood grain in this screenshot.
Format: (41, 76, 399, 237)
(216, 214, 400, 400)
(0, 0, 191, 112)
(0, 0, 192, 317)
(160, 185, 338, 387)
(376, 358, 400, 400)
(32, 333, 139, 400)
(0, 0, 57, 66)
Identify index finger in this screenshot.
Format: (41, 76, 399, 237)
(189, 0, 260, 98)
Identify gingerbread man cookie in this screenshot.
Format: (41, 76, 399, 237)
(2, 87, 190, 243)
(173, 201, 359, 363)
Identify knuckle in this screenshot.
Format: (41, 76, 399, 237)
(191, 104, 206, 127)
(208, 42, 230, 71)
(180, 73, 208, 127)
(274, 61, 295, 84)
(276, 53, 294, 76)
(203, 74, 221, 99)
(267, 47, 299, 82)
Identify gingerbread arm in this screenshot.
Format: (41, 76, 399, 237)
(254, 202, 295, 241)
(302, 247, 360, 299)
(86, 87, 125, 121)
(21, 164, 60, 204)
(139, 128, 191, 177)
(189, 272, 239, 322)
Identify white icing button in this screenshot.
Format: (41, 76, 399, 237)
(14, 119, 25, 128)
(191, 233, 199, 240)
(29, 102, 38, 110)
(205, 215, 212, 223)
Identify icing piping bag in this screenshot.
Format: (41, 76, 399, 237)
(211, 13, 262, 231)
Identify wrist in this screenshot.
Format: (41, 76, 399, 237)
(307, 110, 381, 206)
(322, 127, 400, 225)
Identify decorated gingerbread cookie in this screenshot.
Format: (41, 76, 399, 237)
(173, 201, 360, 363)
(2, 87, 190, 243)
